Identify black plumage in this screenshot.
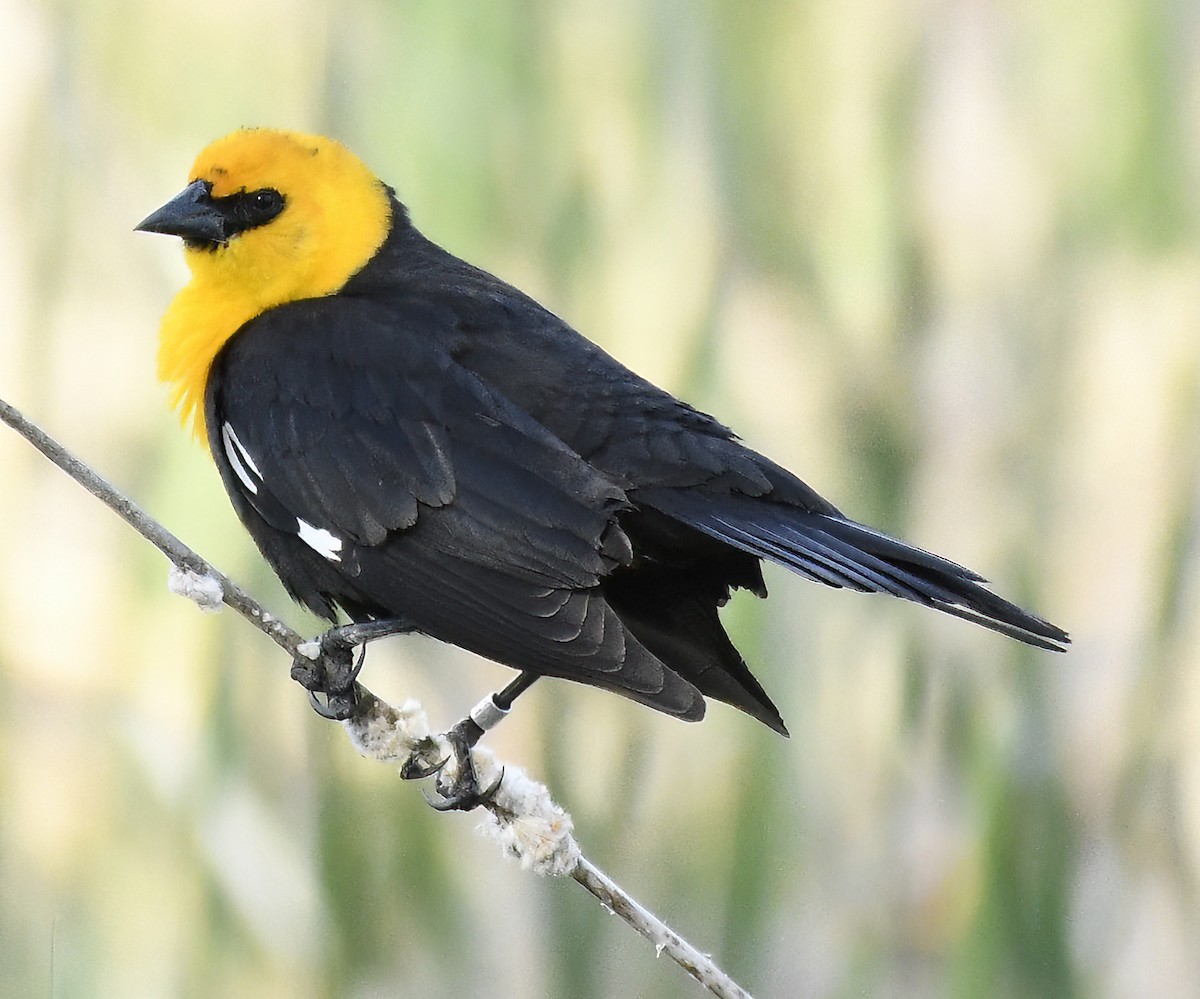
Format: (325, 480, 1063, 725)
(204, 194, 1068, 736)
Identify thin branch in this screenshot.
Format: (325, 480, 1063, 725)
(0, 396, 756, 999)
(0, 397, 301, 656)
(572, 860, 751, 999)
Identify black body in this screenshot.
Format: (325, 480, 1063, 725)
(204, 196, 1068, 734)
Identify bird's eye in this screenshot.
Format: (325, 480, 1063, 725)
(218, 188, 286, 239)
(247, 189, 284, 218)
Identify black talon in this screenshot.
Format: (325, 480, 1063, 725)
(427, 781, 504, 812)
(307, 687, 360, 721)
(292, 639, 360, 720)
(427, 766, 505, 812)
(400, 748, 450, 781)
(401, 676, 538, 810)
(308, 690, 340, 720)
(481, 766, 506, 801)
(292, 618, 414, 721)
(423, 720, 504, 812)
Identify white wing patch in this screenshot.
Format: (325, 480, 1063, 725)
(296, 517, 344, 562)
(221, 422, 262, 496)
(222, 421, 343, 563)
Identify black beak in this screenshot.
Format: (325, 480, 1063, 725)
(135, 180, 227, 245)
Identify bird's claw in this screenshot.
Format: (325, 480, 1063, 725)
(427, 765, 506, 813)
(306, 687, 359, 721)
(400, 744, 449, 781)
(401, 723, 503, 812)
(291, 629, 366, 720)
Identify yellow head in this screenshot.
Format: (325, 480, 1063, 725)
(138, 128, 393, 437)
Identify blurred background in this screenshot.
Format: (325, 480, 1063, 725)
(1, 0, 1197, 996)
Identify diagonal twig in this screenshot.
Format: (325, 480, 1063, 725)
(0, 397, 302, 655)
(0, 395, 755, 999)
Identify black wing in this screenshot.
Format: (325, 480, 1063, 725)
(203, 296, 707, 721)
(341, 232, 1069, 654)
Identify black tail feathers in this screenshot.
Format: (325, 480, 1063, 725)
(638, 488, 1069, 652)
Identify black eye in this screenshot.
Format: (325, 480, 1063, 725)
(247, 188, 284, 219)
(217, 187, 286, 239)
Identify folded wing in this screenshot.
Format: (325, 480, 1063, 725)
(204, 297, 707, 720)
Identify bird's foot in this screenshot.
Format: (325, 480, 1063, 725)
(396, 679, 535, 809)
(290, 627, 366, 720)
(290, 619, 415, 721)
(401, 718, 504, 812)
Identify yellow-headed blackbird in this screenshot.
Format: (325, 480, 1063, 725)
(138, 128, 1068, 742)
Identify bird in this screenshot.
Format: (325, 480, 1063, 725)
(138, 128, 1067, 804)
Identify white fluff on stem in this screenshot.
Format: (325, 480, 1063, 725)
(167, 566, 225, 612)
(339, 690, 752, 999)
(340, 693, 580, 875)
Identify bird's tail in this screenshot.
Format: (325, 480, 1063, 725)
(637, 488, 1070, 652)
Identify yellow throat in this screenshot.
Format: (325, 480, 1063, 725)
(153, 128, 392, 439)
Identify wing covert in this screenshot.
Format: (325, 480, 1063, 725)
(208, 296, 630, 584)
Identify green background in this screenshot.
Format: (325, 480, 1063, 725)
(1, 1, 1197, 996)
